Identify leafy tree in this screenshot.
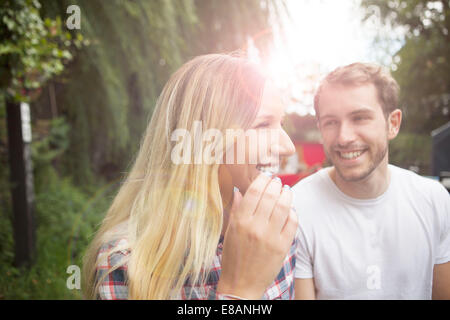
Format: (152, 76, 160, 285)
(362, 0, 450, 134)
(0, 0, 85, 268)
(0, 0, 82, 103)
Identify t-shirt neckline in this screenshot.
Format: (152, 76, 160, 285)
(320, 165, 395, 206)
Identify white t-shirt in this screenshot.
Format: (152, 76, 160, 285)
(292, 164, 450, 299)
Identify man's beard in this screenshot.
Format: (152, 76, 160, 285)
(327, 143, 388, 182)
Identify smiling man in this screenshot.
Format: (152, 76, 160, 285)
(292, 62, 450, 299)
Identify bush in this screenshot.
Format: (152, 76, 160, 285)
(0, 174, 115, 299)
(389, 132, 432, 175)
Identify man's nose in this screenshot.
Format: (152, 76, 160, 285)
(336, 121, 357, 147)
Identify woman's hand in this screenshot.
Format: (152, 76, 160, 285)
(217, 172, 298, 299)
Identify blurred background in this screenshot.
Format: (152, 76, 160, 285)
(0, 0, 449, 299)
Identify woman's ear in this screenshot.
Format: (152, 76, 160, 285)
(387, 109, 402, 140)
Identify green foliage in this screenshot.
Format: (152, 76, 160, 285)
(0, 94, 109, 299)
(0, 0, 83, 103)
(32, 117, 70, 163)
(361, 0, 450, 134)
(0, 173, 115, 299)
(193, 0, 272, 55)
(389, 132, 432, 174)
(32, 116, 70, 190)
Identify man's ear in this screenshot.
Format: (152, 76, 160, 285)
(316, 115, 321, 130)
(315, 118, 324, 143)
(387, 109, 402, 140)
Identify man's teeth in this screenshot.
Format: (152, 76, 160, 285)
(256, 164, 279, 175)
(339, 150, 364, 159)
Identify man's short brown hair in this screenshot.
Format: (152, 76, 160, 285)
(314, 62, 400, 118)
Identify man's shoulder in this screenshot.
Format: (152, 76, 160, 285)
(390, 164, 447, 195)
(390, 165, 449, 209)
(292, 168, 329, 192)
(291, 168, 336, 220)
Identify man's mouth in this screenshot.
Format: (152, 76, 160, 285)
(336, 149, 367, 160)
(256, 163, 280, 176)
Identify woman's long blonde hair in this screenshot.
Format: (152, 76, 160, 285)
(82, 53, 267, 299)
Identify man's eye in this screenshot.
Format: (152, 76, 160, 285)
(354, 116, 369, 122)
(323, 120, 337, 127)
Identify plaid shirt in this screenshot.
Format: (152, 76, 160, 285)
(96, 235, 296, 300)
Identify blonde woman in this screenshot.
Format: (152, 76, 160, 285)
(83, 53, 299, 300)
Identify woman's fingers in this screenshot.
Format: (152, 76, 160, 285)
(269, 184, 293, 233)
(219, 177, 298, 299)
(281, 205, 298, 242)
(254, 177, 282, 220)
(233, 172, 273, 219)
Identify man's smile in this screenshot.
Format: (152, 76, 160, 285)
(336, 149, 368, 161)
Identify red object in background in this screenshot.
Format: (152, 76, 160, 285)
(277, 143, 326, 187)
(278, 173, 305, 187)
(301, 143, 325, 167)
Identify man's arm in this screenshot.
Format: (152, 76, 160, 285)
(294, 278, 316, 300)
(432, 261, 450, 300)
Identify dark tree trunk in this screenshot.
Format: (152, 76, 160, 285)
(6, 100, 36, 268)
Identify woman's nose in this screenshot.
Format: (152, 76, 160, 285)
(277, 129, 296, 158)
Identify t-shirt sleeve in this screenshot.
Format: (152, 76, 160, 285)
(294, 222, 314, 279)
(434, 183, 450, 265)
